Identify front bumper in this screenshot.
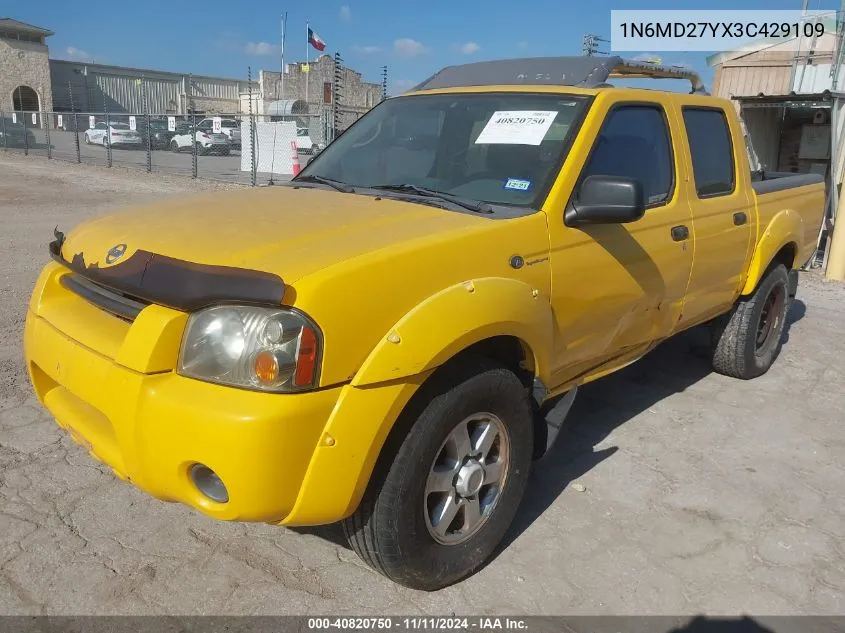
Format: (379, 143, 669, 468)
(24, 263, 343, 523)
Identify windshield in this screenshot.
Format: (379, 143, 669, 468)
(299, 92, 588, 208)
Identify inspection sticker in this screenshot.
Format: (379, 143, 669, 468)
(504, 178, 532, 191)
(475, 110, 558, 146)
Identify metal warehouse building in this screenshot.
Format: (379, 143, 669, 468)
(50, 59, 257, 115)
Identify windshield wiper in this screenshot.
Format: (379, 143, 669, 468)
(292, 174, 354, 193)
(369, 184, 493, 214)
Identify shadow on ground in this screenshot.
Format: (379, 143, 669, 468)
(498, 298, 806, 555)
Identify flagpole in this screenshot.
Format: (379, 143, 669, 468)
(305, 20, 310, 110)
(280, 12, 286, 99)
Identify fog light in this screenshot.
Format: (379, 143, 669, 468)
(189, 463, 229, 503)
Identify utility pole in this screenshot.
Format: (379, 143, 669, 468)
(381, 65, 388, 101)
(333, 52, 343, 139)
(582, 33, 610, 56)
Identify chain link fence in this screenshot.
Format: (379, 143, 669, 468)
(1, 107, 328, 185)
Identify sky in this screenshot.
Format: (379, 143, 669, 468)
(12, 0, 840, 95)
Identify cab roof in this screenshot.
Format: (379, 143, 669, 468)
(410, 56, 708, 96)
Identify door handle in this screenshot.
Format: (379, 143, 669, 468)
(671, 225, 689, 241)
(733, 212, 748, 226)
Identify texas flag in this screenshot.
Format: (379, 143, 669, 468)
(308, 28, 326, 51)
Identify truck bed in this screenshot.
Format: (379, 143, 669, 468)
(750, 171, 826, 268)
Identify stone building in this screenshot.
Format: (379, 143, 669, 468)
(0, 18, 54, 116)
(259, 54, 383, 130)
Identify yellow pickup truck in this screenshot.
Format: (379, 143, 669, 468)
(24, 56, 824, 590)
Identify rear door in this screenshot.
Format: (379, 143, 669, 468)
(675, 103, 754, 329)
(546, 94, 694, 386)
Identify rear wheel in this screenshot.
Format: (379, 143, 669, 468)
(83, 133, 91, 145)
(170, 139, 179, 153)
(342, 357, 533, 591)
(711, 264, 790, 379)
(196, 143, 208, 156)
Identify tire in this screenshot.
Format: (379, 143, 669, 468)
(197, 143, 208, 156)
(342, 357, 534, 591)
(84, 133, 90, 145)
(102, 134, 108, 147)
(170, 139, 179, 153)
(311, 143, 319, 155)
(711, 264, 790, 379)
(220, 148, 230, 156)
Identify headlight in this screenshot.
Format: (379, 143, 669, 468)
(178, 306, 321, 392)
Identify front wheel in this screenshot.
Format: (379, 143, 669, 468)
(342, 357, 533, 591)
(84, 133, 91, 145)
(711, 263, 790, 379)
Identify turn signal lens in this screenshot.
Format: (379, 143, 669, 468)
(254, 350, 279, 385)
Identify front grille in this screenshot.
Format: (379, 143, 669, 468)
(60, 273, 150, 322)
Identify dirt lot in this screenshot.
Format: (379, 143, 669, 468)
(1, 153, 844, 615)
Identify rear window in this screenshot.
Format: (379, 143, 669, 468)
(222, 119, 239, 127)
(111, 123, 130, 130)
(682, 108, 735, 197)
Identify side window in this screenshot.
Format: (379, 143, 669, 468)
(580, 105, 674, 206)
(197, 120, 212, 131)
(96, 122, 106, 130)
(682, 108, 735, 197)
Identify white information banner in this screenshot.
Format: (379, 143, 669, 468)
(31, 112, 37, 125)
(129, 115, 136, 131)
(89, 115, 96, 129)
(57, 114, 63, 128)
(11, 113, 16, 124)
(167, 116, 176, 131)
(475, 111, 558, 146)
(212, 117, 222, 133)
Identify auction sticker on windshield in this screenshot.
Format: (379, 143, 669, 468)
(475, 111, 558, 146)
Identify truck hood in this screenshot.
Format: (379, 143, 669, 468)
(59, 186, 491, 285)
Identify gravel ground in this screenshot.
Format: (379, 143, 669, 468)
(1, 153, 844, 616)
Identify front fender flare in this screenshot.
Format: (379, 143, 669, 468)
(741, 209, 803, 296)
(351, 277, 555, 387)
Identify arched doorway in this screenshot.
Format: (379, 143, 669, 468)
(12, 86, 39, 111)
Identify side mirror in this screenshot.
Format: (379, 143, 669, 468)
(565, 175, 646, 227)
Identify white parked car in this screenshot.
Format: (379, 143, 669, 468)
(84, 122, 143, 148)
(295, 128, 324, 154)
(197, 118, 241, 147)
(169, 124, 230, 155)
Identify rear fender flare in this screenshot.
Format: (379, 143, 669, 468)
(741, 209, 803, 296)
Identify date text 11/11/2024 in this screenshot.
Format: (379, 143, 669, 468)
(307, 617, 529, 630)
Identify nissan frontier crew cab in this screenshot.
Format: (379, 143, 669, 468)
(24, 57, 825, 591)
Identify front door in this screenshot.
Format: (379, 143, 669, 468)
(547, 98, 694, 387)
